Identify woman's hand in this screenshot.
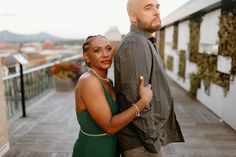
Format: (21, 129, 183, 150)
(138, 76, 153, 106)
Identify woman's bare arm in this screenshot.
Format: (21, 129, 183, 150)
(78, 75, 152, 135)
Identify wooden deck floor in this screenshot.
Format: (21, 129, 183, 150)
(3, 80, 236, 157)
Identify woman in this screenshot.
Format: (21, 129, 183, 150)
(72, 35, 153, 157)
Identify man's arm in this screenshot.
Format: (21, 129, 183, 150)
(115, 39, 151, 110)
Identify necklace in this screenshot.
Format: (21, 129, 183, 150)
(88, 68, 109, 82)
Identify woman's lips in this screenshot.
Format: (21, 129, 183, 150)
(101, 60, 111, 64)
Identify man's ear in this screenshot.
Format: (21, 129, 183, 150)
(128, 11, 137, 24)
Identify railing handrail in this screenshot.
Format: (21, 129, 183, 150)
(2, 54, 83, 81)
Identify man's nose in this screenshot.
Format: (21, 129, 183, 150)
(153, 7, 160, 16)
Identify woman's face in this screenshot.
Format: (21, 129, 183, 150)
(84, 37, 113, 70)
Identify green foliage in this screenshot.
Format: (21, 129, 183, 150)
(218, 6, 236, 57)
(197, 54, 217, 81)
(231, 58, 236, 75)
(178, 50, 186, 79)
(212, 72, 230, 92)
(159, 28, 165, 60)
(190, 73, 201, 98)
(166, 55, 174, 71)
(189, 16, 202, 62)
(190, 53, 230, 97)
(172, 24, 178, 49)
(218, 6, 236, 76)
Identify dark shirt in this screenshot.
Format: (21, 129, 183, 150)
(114, 25, 184, 153)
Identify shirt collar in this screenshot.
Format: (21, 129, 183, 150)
(130, 25, 156, 44)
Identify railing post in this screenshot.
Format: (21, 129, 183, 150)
(20, 64, 26, 117)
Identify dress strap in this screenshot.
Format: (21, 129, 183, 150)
(80, 129, 107, 137)
(99, 80, 109, 93)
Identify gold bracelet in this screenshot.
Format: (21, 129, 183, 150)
(133, 103, 140, 117)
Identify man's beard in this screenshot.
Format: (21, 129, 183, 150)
(137, 18, 160, 34)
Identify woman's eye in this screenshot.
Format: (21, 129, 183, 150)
(107, 47, 112, 51)
(94, 49, 100, 53)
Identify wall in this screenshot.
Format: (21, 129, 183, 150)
(165, 21, 194, 91)
(160, 0, 236, 130)
(0, 61, 9, 156)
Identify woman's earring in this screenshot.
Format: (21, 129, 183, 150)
(85, 60, 90, 67)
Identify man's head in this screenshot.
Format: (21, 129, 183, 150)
(127, 0, 161, 35)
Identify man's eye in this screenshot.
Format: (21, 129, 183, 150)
(144, 5, 152, 10)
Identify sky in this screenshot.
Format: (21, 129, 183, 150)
(0, 0, 190, 39)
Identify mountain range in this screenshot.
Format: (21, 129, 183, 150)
(0, 30, 67, 42)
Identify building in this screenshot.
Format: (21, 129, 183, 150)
(104, 26, 122, 54)
(158, 0, 236, 130)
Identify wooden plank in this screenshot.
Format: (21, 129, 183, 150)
(3, 79, 236, 157)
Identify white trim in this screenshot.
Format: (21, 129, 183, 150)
(0, 142, 9, 157)
(162, 0, 221, 27)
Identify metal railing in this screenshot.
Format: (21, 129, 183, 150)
(2, 54, 83, 119)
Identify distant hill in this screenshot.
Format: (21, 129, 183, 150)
(55, 39, 85, 46)
(0, 30, 67, 43)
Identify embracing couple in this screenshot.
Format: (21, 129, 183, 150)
(72, 0, 184, 156)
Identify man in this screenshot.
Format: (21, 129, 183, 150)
(114, 0, 185, 156)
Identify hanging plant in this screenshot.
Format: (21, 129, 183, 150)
(218, 6, 236, 76)
(218, 6, 236, 57)
(189, 16, 203, 62)
(178, 50, 186, 79)
(189, 73, 201, 98)
(194, 53, 218, 95)
(212, 72, 230, 94)
(166, 55, 174, 71)
(231, 58, 236, 75)
(159, 28, 165, 60)
(197, 53, 217, 81)
(172, 23, 178, 49)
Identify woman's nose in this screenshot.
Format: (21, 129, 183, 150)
(102, 50, 109, 57)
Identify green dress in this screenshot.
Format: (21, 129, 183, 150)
(72, 81, 119, 157)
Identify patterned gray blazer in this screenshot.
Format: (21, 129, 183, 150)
(114, 25, 184, 153)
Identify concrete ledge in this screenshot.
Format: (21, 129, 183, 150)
(162, 0, 222, 27)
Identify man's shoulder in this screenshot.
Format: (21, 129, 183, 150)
(123, 31, 147, 43)
(118, 32, 147, 50)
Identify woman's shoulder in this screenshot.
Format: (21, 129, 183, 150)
(78, 72, 101, 88)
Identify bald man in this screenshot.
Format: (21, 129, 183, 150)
(114, 0, 184, 157)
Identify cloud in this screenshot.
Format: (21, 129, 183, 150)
(0, 13, 16, 17)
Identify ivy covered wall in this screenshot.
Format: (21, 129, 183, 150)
(166, 55, 174, 71)
(218, 6, 236, 75)
(159, 28, 165, 60)
(178, 50, 186, 79)
(159, 1, 236, 131)
(189, 16, 202, 63)
(172, 23, 178, 49)
(159, 7, 235, 98)
(188, 8, 233, 97)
